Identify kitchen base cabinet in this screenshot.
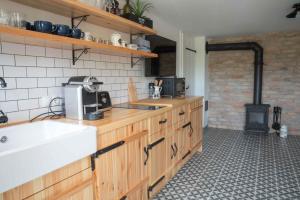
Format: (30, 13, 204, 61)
(94, 128, 149, 200)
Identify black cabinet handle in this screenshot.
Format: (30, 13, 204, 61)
(148, 175, 165, 198)
(179, 111, 185, 116)
(174, 143, 178, 156)
(120, 196, 127, 200)
(159, 119, 167, 124)
(171, 144, 175, 159)
(144, 146, 149, 165)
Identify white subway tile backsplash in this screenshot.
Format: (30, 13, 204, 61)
(18, 99, 39, 110)
(37, 57, 55, 67)
(46, 48, 62, 58)
(48, 87, 63, 97)
(3, 66, 27, 77)
(15, 55, 36, 66)
(47, 68, 63, 77)
(0, 54, 15, 65)
(63, 68, 77, 77)
(62, 49, 72, 59)
(0, 90, 5, 101)
(27, 67, 47, 77)
(77, 69, 90, 76)
(0, 101, 18, 112)
(55, 78, 68, 86)
(1, 41, 151, 123)
(7, 111, 29, 122)
(38, 78, 56, 87)
(29, 88, 47, 98)
(26, 45, 45, 56)
(96, 61, 106, 69)
(6, 89, 28, 100)
(2, 42, 25, 55)
(84, 60, 96, 68)
(90, 69, 102, 77)
(17, 78, 37, 88)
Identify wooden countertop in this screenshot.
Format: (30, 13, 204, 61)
(1, 96, 203, 134)
(132, 96, 203, 107)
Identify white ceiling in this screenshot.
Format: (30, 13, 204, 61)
(150, 0, 300, 38)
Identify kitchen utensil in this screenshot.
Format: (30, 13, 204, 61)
(154, 80, 158, 86)
(53, 24, 71, 36)
(70, 28, 84, 39)
(128, 78, 138, 102)
(149, 82, 155, 98)
(158, 80, 163, 87)
(111, 33, 121, 46)
(34, 21, 55, 33)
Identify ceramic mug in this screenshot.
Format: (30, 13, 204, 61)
(34, 21, 55, 33)
(111, 33, 121, 46)
(70, 28, 84, 39)
(53, 24, 71, 36)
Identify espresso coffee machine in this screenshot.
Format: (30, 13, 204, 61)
(64, 76, 103, 120)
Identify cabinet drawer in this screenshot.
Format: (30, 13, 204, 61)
(172, 104, 189, 126)
(24, 168, 94, 200)
(150, 111, 171, 134)
(97, 119, 148, 150)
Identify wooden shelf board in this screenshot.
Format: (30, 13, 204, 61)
(0, 26, 158, 58)
(10, 0, 156, 35)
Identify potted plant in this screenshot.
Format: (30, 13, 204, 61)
(122, 0, 153, 28)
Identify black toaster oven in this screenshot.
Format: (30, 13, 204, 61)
(157, 77, 185, 97)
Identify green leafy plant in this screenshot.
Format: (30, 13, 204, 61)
(130, 0, 153, 18)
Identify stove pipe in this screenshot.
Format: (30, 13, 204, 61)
(206, 42, 264, 105)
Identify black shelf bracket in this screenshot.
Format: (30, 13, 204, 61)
(72, 48, 90, 65)
(71, 15, 89, 29)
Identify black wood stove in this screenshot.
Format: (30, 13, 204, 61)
(207, 42, 270, 133)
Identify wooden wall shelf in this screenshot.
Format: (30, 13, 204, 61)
(10, 0, 156, 35)
(0, 26, 158, 58)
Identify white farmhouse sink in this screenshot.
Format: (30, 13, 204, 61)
(0, 120, 96, 193)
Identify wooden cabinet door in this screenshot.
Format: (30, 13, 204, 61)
(190, 106, 203, 149)
(166, 135, 175, 170)
(178, 124, 191, 161)
(148, 136, 166, 197)
(94, 142, 128, 200)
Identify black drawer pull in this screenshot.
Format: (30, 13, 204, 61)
(96, 141, 125, 157)
(120, 196, 127, 200)
(174, 143, 178, 156)
(179, 111, 185, 116)
(144, 146, 149, 165)
(148, 175, 165, 198)
(182, 151, 191, 160)
(159, 119, 167, 124)
(182, 122, 191, 129)
(171, 144, 175, 159)
(148, 137, 165, 150)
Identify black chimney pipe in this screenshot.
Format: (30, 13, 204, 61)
(206, 42, 264, 105)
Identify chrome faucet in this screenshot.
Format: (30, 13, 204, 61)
(0, 77, 7, 88)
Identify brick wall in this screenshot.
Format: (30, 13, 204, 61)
(207, 32, 300, 135)
(0, 42, 152, 122)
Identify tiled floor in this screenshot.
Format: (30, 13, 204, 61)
(153, 128, 300, 200)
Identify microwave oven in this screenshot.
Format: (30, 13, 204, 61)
(157, 77, 185, 97)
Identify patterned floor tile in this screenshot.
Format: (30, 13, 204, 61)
(153, 128, 300, 200)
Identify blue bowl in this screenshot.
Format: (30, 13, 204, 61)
(70, 28, 84, 39)
(34, 21, 54, 33)
(53, 24, 71, 36)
